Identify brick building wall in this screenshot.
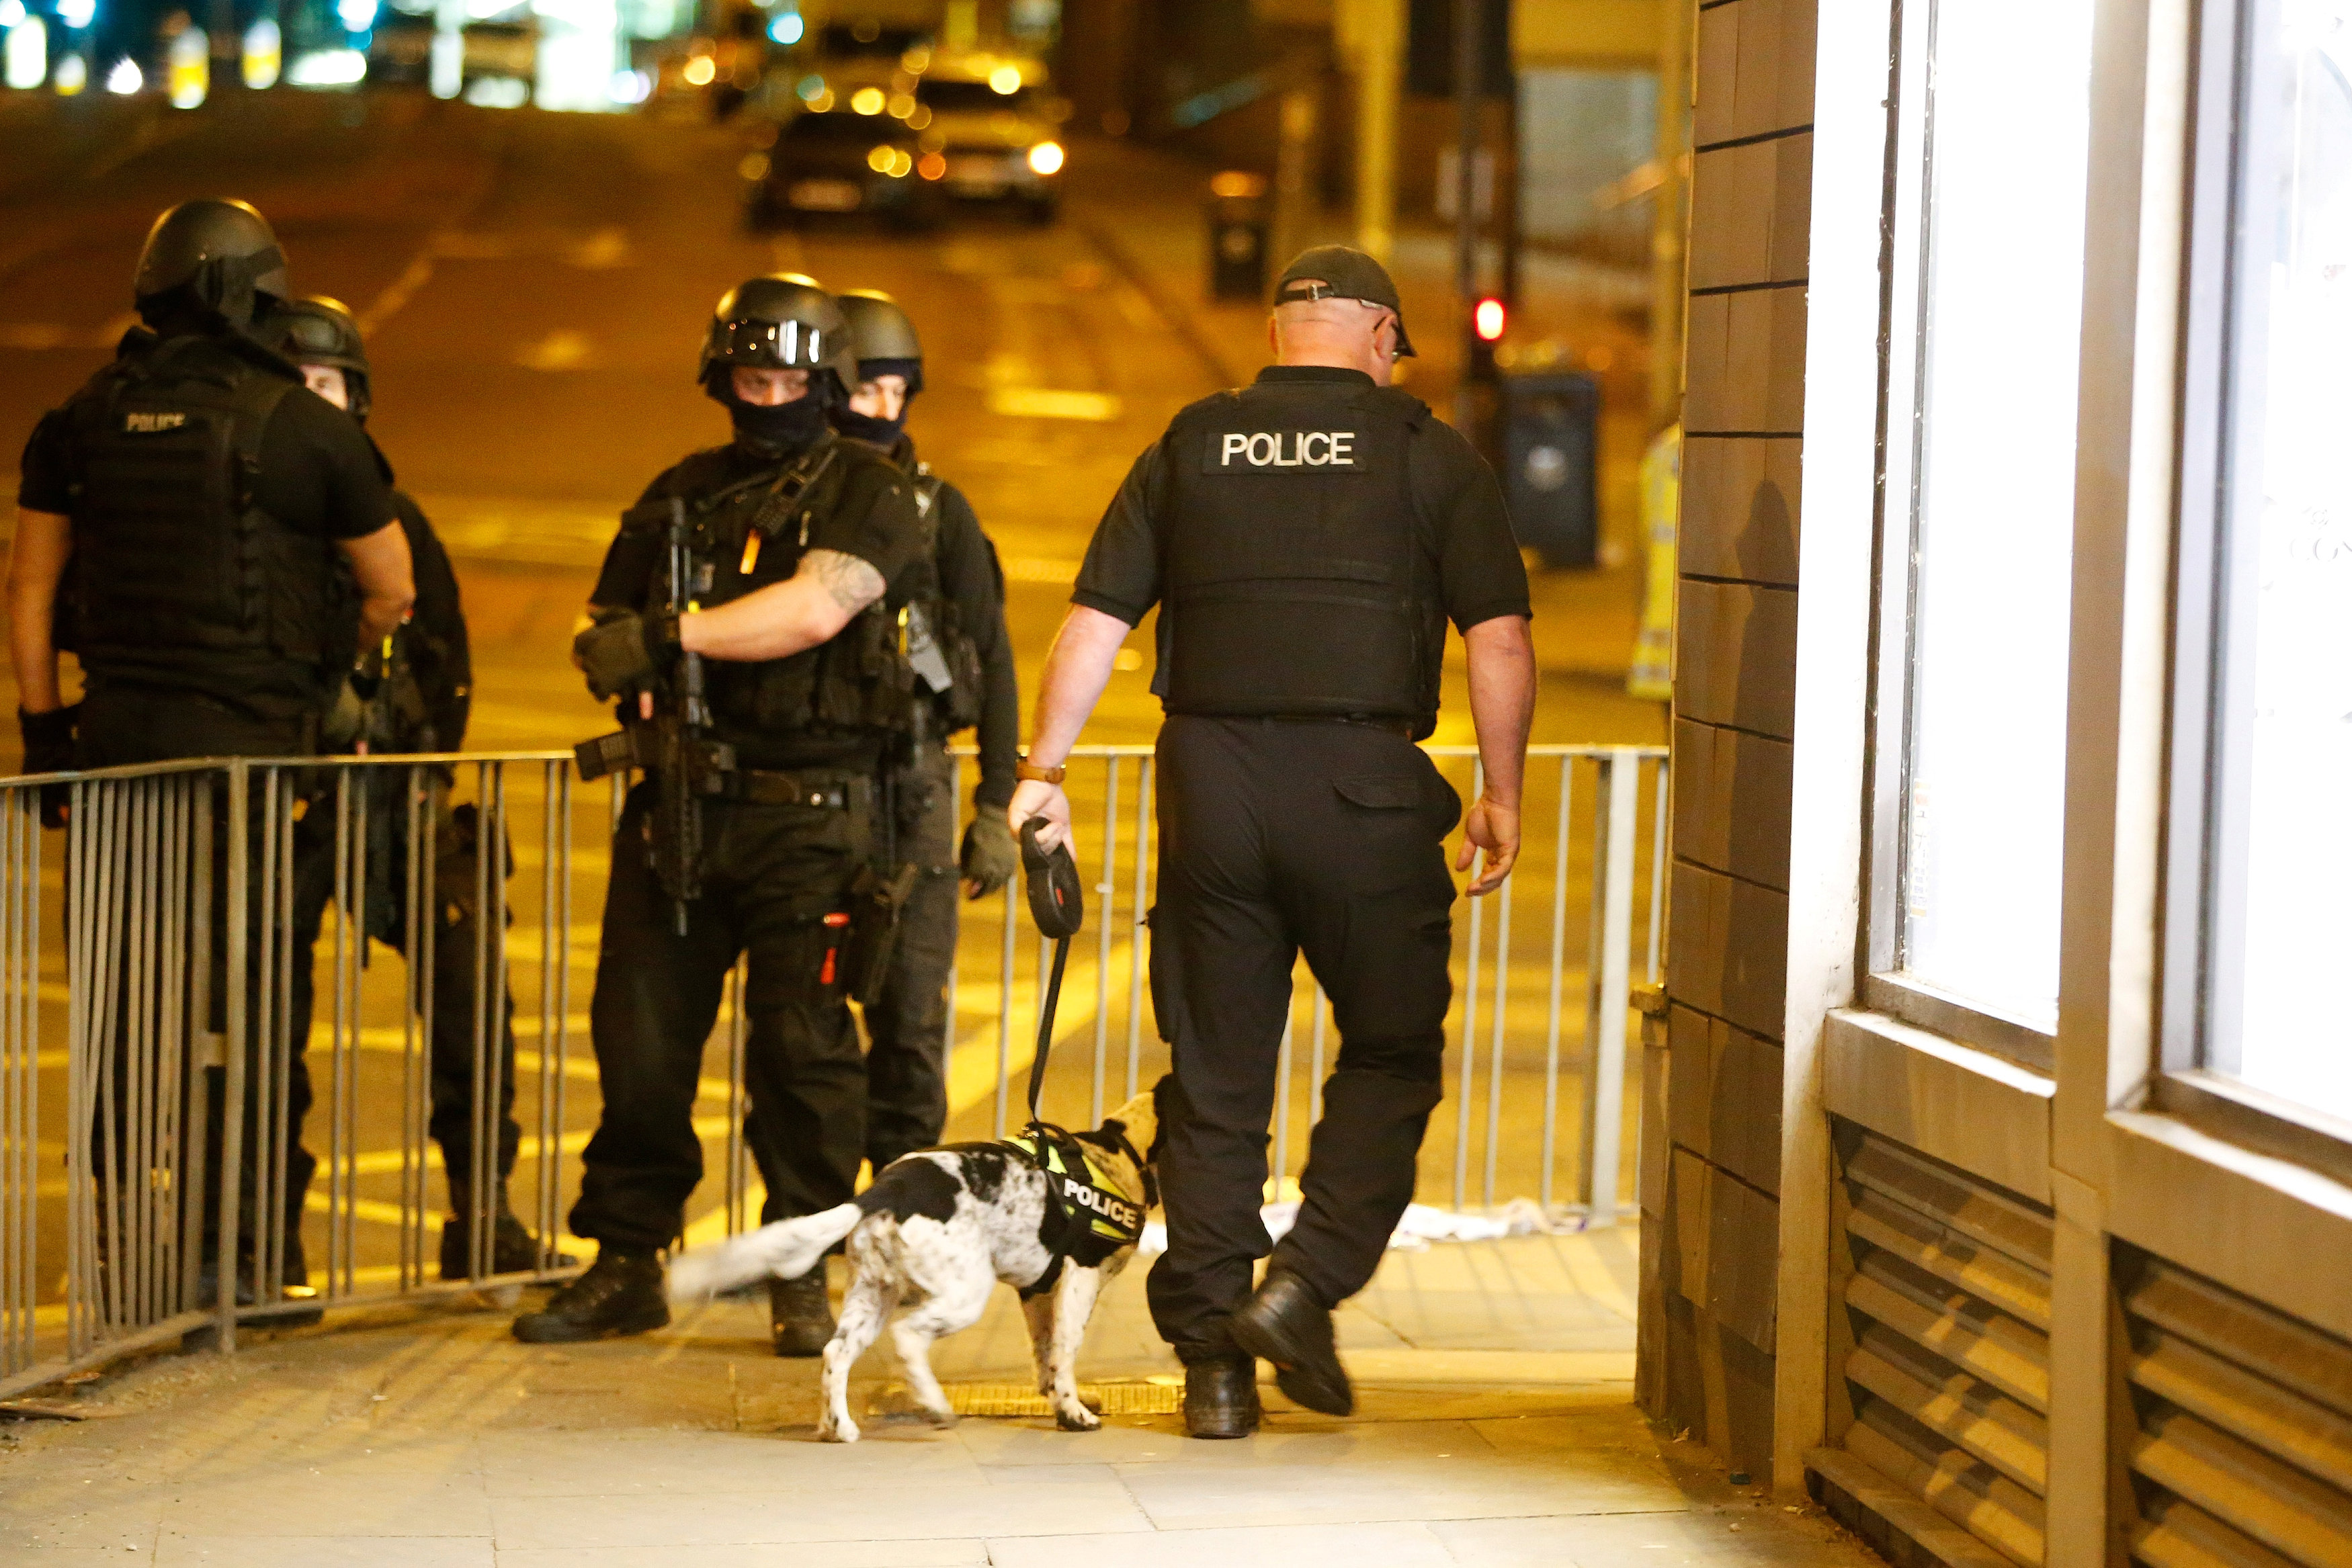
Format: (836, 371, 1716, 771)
(1644, 0, 1814, 1483)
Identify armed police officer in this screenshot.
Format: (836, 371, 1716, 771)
(265, 295, 562, 1284)
(7, 200, 415, 1305)
(830, 289, 1020, 1175)
(1009, 247, 1536, 1439)
(513, 277, 927, 1346)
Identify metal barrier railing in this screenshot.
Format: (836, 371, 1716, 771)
(702, 744, 1671, 1237)
(0, 752, 599, 1400)
(0, 740, 1665, 1401)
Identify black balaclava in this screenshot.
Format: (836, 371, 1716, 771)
(708, 367, 833, 454)
(832, 356, 921, 447)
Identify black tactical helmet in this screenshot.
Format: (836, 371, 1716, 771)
(132, 198, 290, 329)
(699, 274, 857, 399)
(835, 289, 925, 395)
(265, 296, 372, 421)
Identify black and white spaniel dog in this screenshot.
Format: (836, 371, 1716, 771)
(668, 1086, 1161, 1442)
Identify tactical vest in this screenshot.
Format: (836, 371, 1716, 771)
(1159, 379, 1441, 730)
(906, 471, 984, 734)
(62, 335, 352, 691)
(636, 432, 923, 748)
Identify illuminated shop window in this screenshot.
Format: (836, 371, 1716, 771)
(1894, 0, 2097, 1033)
(2199, 0, 2352, 1122)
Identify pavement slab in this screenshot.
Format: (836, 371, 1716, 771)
(0, 1237, 1875, 1568)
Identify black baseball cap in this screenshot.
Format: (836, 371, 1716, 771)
(1273, 245, 1416, 357)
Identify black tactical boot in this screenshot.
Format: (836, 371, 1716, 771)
(278, 1233, 325, 1328)
(1227, 1269, 1353, 1417)
(769, 1270, 833, 1357)
(511, 1250, 668, 1344)
(1183, 1358, 1262, 1438)
(440, 1207, 576, 1280)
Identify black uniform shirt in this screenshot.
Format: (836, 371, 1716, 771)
(889, 434, 1019, 810)
(393, 490, 471, 751)
(591, 435, 925, 611)
(1073, 365, 1531, 655)
(591, 433, 927, 770)
(933, 480, 1019, 808)
(17, 337, 398, 718)
(18, 376, 396, 544)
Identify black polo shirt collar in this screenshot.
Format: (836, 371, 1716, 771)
(1255, 365, 1378, 387)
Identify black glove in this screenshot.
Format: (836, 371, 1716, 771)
(573, 608, 679, 702)
(20, 705, 78, 829)
(960, 812, 1018, 898)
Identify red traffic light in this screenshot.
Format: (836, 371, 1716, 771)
(1472, 297, 1507, 342)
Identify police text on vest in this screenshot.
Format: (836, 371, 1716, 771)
(123, 412, 187, 434)
(1216, 431, 1357, 469)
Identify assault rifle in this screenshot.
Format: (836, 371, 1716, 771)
(574, 496, 737, 934)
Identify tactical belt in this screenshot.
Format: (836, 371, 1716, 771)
(719, 768, 874, 810)
(1261, 713, 1416, 738)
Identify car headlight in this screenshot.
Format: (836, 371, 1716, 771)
(1027, 140, 1064, 176)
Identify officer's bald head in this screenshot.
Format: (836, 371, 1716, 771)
(1270, 287, 1400, 384)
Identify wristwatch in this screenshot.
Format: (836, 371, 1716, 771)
(1015, 754, 1066, 785)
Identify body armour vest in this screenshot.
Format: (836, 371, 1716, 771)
(905, 470, 984, 734)
(631, 432, 923, 751)
(62, 335, 351, 693)
(1159, 379, 1441, 732)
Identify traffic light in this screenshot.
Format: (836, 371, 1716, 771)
(1466, 295, 1505, 386)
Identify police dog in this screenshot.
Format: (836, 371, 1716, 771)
(667, 1087, 1160, 1442)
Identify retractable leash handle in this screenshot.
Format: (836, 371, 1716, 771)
(1019, 816, 1085, 1125)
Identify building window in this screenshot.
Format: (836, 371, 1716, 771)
(1879, 0, 2097, 1041)
(2184, 0, 2352, 1126)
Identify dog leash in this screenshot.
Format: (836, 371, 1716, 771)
(1012, 818, 1154, 1296)
(1019, 816, 1085, 1126)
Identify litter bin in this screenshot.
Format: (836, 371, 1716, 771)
(1502, 372, 1600, 569)
(1205, 171, 1269, 301)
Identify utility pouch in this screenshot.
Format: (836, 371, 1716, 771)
(574, 728, 638, 781)
(840, 861, 921, 1007)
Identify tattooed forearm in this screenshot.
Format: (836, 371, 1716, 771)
(803, 548, 885, 614)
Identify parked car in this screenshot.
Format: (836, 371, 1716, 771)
(744, 108, 935, 230)
(366, 9, 433, 85)
(911, 51, 1065, 222)
(461, 16, 536, 95)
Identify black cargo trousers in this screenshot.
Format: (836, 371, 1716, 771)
(286, 780, 523, 1229)
(569, 777, 874, 1253)
(75, 685, 323, 1287)
(860, 740, 959, 1169)
(1144, 714, 1462, 1364)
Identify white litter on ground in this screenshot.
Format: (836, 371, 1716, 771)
(1136, 1197, 1574, 1257)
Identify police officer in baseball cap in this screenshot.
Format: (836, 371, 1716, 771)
(829, 288, 1021, 1174)
(515, 275, 930, 1351)
(1009, 245, 1534, 1438)
(1271, 245, 1419, 357)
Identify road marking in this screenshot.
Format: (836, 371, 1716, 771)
(358, 253, 435, 336)
(515, 331, 591, 371)
(0, 319, 145, 351)
(984, 387, 1122, 422)
(999, 556, 1080, 584)
(570, 228, 630, 268)
(428, 232, 516, 261)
